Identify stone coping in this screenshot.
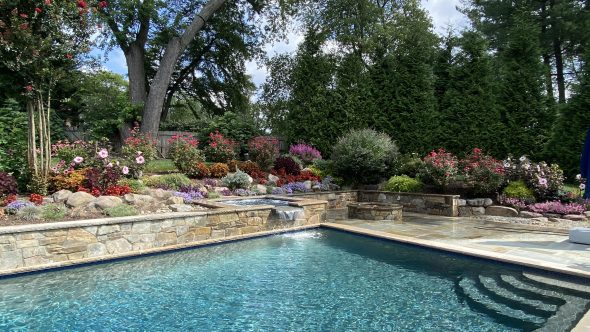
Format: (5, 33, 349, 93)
(321, 222, 590, 280)
(348, 202, 403, 211)
(0, 225, 320, 278)
(206, 195, 327, 208)
(0, 196, 328, 236)
(359, 190, 460, 199)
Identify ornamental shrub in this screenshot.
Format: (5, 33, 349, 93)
(17, 205, 41, 221)
(167, 133, 204, 176)
(503, 156, 564, 200)
(41, 204, 68, 221)
(289, 143, 322, 166)
(503, 180, 535, 201)
(122, 127, 157, 178)
(49, 169, 87, 192)
(202, 131, 239, 163)
(117, 179, 146, 193)
(221, 170, 251, 190)
(51, 139, 92, 165)
(384, 175, 423, 192)
(0, 172, 18, 196)
(238, 161, 262, 176)
(273, 156, 301, 176)
(528, 201, 585, 215)
(417, 148, 459, 190)
(104, 205, 138, 217)
(194, 163, 211, 179)
(248, 136, 280, 171)
(143, 173, 192, 190)
(5, 201, 34, 215)
(332, 129, 399, 185)
(461, 148, 505, 196)
(393, 153, 423, 178)
(209, 163, 230, 178)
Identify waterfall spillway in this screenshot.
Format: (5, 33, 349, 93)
(273, 206, 304, 221)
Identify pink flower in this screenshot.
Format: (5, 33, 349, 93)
(122, 166, 129, 175)
(135, 155, 145, 164)
(73, 156, 84, 164)
(98, 149, 108, 159)
(106, 162, 113, 168)
(538, 178, 548, 187)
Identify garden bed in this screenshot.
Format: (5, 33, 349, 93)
(477, 215, 590, 230)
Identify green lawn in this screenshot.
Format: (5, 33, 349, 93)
(144, 159, 178, 173)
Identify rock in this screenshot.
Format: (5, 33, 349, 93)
(52, 189, 73, 203)
(169, 204, 194, 212)
(123, 193, 155, 205)
(312, 184, 321, 191)
(530, 217, 549, 223)
(87, 243, 107, 258)
(467, 199, 486, 207)
(214, 187, 230, 194)
(303, 181, 313, 190)
(584, 211, 590, 218)
(457, 199, 467, 207)
(548, 217, 569, 223)
(472, 207, 486, 216)
(411, 198, 426, 209)
(66, 192, 95, 208)
(543, 213, 562, 219)
(42, 197, 54, 204)
(148, 188, 173, 200)
(251, 184, 267, 194)
(105, 238, 132, 254)
(519, 211, 543, 218)
(483, 198, 494, 207)
(246, 174, 253, 185)
(92, 196, 123, 210)
(166, 196, 184, 205)
(563, 214, 587, 222)
(268, 174, 280, 183)
(485, 205, 518, 217)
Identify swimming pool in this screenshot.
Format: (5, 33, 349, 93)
(0, 229, 588, 331)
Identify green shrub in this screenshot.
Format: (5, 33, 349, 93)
(41, 203, 68, 221)
(143, 173, 192, 190)
(207, 191, 221, 199)
(383, 175, 423, 192)
(503, 180, 536, 200)
(332, 129, 399, 185)
(393, 153, 422, 178)
(118, 178, 146, 193)
(16, 205, 41, 221)
(104, 205, 138, 217)
(221, 170, 251, 190)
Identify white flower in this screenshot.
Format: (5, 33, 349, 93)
(538, 178, 548, 186)
(580, 183, 586, 191)
(106, 162, 113, 168)
(122, 166, 129, 175)
(73, 156, 84, 164)
(503, 161, 510, 168)
(523, 163, 530, 170)
(98, 149, 108, 159)
(135, 155, 145, 164)
(576, 174, 582, 180)
(519, 155, 526, 162)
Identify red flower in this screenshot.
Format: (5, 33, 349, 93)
(98, 1, 108, 8)
(35, 7, 42, 13)
(24, 85, 33, 92)
(45, 0, 51, 4)
(19, 23, 28, 30)
(77, 1, 87, 8)
(19, 13, 28, 19)
(65, 53, 73, 59)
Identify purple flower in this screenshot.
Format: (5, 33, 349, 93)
(5, 201, 34, 214)
(135, 155, 145, 164)
(98, 149, 108, 159)
(289, 143, 322, 163)
(528, 201, 585, 215)
(73, 156, 84, 164)
(173, 190, 204, 203)
(122, 166, 129, 175)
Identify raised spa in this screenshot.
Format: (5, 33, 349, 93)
(220, 198, 305, 221)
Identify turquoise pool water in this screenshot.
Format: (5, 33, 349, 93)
(0, 230, 588, 331)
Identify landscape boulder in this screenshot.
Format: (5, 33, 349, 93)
(485, 206, 518, 217)
(93, 196, 123, 210)
(66, 192, 95, 208)
(52, 189, 73, 203)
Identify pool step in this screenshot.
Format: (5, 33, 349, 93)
(522, 273, 590, 296)
(456, 277, 545, 330)
(477, 276, 557, 316)
(500, 275, 590, 332)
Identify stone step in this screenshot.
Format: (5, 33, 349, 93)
(457, 277, 545, 330)
(478, 276, 557, 316)
(522, 273, 590, 296)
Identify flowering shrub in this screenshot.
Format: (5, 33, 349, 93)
(203, 178, 218, 188)
(173, 190, 204, 203)
(289, 143, 322, 166)
(281, 182, 310, 194)
(233, 188, 257, 196)
(502, 180, 535, 200)
(528, 201, 585, 215)
(209, 163, 229, 178)
(1, 194, 17, 207)
(461, 148, 505, 196)
(238, 161, 261, 175)
(273, 156, 301, 176)
(271, 169, 320, 187)
(5, 201, 34, 215)
(501, 197, 529, 211)
(0, 172, 18, 196)
(122, 127, 157, 178)
(104, 185, 132, 197)
(167, 133, 204, 177)
(503, 156, 564, 200)
(84, 166, 122, 195)
(29, 193, 44, 205)
(417, 148, 459, 190)
(202, 131, 238, 163)
(227, 160, 239, 172)
(271, 187, 287, 195)
(51, 140, 92, 164)
(221, 170, 251, 190)
(49, 168, 87, 192)
(220, 188, 232, 196)
(248, 136, 280, 171)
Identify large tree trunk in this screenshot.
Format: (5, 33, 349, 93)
(125, 42, 148, 105)
(550, 0, 566, 103)
(141, 0, 227, 135)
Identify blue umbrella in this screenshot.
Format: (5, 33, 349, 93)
(581, 124, 590, 199)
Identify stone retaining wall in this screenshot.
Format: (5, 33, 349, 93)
(358, 191, 460, 217)
(0, 198, 326, 275)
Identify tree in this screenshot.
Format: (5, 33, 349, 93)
(0, 0, 94, 193)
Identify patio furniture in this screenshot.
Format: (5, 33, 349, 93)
(569, 228, 590, 245)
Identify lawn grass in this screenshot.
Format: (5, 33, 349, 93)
(144, 159, 178, 173)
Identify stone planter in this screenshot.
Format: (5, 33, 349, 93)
(348, 202, 403, 223)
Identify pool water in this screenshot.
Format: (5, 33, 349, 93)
(0, 230, 588, 331)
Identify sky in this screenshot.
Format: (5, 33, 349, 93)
(102, 0, 467, 88)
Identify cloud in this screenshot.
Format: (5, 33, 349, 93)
(421, 0, 468, 33)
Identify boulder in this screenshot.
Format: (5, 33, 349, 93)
(214, 187, 230, 194)
(166, 196, 185, 205)
(483, 198, 494, 207)
(530, 217, 549, 223)
(66, 192, 95, 208)
(456, 199, 467, 207)
(519, 211, 543, 218)
(472, 207, 486, 216)
(584, 211, 590, 218)
(549, 217, 569, 223)
(148, 188, 173, 200)
(251, 184, 267, 194)
(467, 199, 486, 207)
(544, 213, 562, 219)
(92, 196, 123, 210)
(52, 189, 73, 203)
(303, 181, 313, 190)
(485, 205, 518, 217)
(42, 197, 55, 204)
(123, 193, 155, 205)
(563, 214, 588, 222)
(268, 174, 280, 183)
(169, 204, 194, 212)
